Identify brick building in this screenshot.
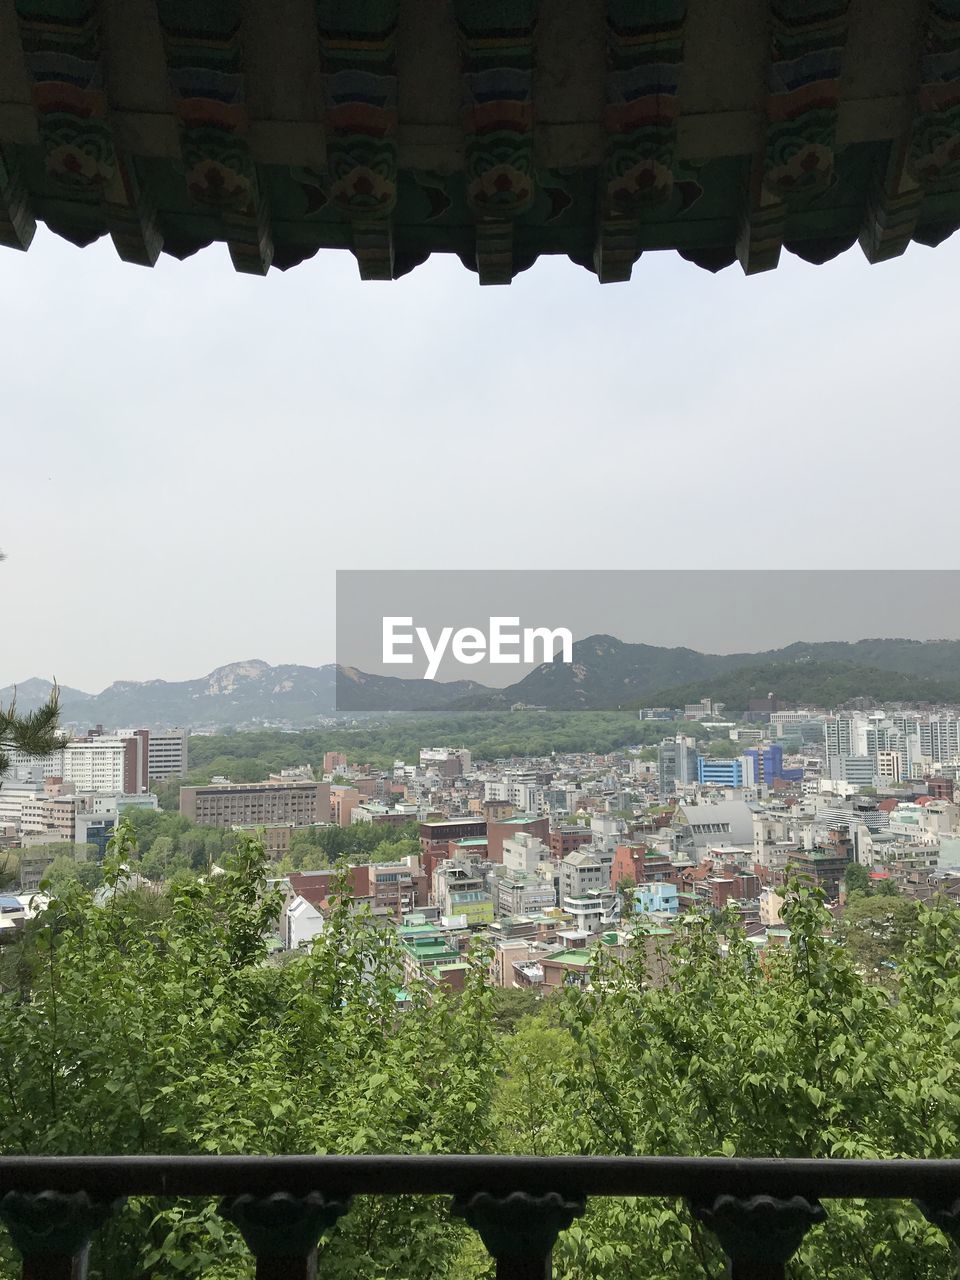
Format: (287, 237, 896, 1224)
(549, 825, 594, 860)
(419, 817, 486, 881)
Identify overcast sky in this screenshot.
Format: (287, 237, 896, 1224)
(2, 227, 958, 692)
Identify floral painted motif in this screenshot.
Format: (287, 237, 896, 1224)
(915, 132, 960, 188)
(316, 3, 399, 278)
(456, 2, 538, 283)
(45, 124, 114, 190)
(185, 159, 251, 208)
(607, 157, 675, 214)
(466, 160, 533, 217)
(596, 2, 688, 281)
(763, 139, 835, 199)
(761, 3, 848, 205)
(16, 2, 115, 200)
(735, 1, 849, 273)
(329, 164, 396, 216)
(158, 0, 271, 272)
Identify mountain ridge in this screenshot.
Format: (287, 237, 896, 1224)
(6, 636, 960, 726)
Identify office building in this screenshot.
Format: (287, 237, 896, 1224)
(146, 729, 188, 780)
(697, 757, 745, 788)
(742, 745, 803, 786)
(180, 780, 330, 828)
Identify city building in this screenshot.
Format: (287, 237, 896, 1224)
(494, 872, 557, 918)
(146, 729, 188, 780)
(742, 745, 803, 786)
(559, 849, 614, 935)
(791, 828, 854, 898)
(329, 785, 361, 826)
(73, 812, 117, 858)
(877, 751, 902, 783)
(824, 716, 856, 761)
(697, 757, 745, 788)
(19, 796, 75, 843)
(420, 748, 472, 777)
(433, 861, 492, 924)
(829, 756, 876, 788)
(501, 832, 551, 875)
(284, 896, 325, 949)
(58, 729, 150, 795)
(672, 800, 756, 862)
(549, 825, 594, 860)
(486, 815, 550, 865)
(770, 711, 816, 737)
(634, 882, 679, 915)
(19, 846, 89, 893)
(684, 699, 714, 720)
(180, 780, 330, 830)
(658, 735, 697, 796)
(419, 817, 487, 881)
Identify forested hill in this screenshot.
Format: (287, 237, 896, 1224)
(647, 661, 960, 720)
(475, 636, 960, 711)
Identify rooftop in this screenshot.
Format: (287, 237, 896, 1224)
(545, 950, 593, 967)
(3, 0, 958, 283)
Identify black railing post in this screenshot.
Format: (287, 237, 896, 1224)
(688, 1193, 827, 1280)
(914, 1197, 960, 1277)
(450, 1190, 586, 1280)
(0, 1190, 125, 1280)
(219, 1190, 353, 1280)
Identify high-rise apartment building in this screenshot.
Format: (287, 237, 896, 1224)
(658, 735, 697, 796)
(924, 716, 960, 764)
(62, 728, 149, 794)
(823, 716, 855, 760)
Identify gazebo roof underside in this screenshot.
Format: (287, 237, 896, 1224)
(1, 0, 959, 283)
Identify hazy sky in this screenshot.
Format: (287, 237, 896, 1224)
(2, 227, 959, 692)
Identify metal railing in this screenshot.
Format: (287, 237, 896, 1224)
(1, 1153, 959, 1279)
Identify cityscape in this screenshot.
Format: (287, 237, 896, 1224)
(4, 692, 960, 990)
(5, 0, 960, 1270)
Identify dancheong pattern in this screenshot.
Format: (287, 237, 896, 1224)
(738, 0, 850, 274)
(14, 0, 161, 263)
(455, 0, 538, 284)
(596, 0, 690, 282)
(157, 0, 270, 273)
(1, 1, 960, 281)
(317, 0, 399, 280)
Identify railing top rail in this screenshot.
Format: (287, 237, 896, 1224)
(0, 1154, 958, 1199)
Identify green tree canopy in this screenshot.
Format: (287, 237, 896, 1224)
(844, 861, 872, 896)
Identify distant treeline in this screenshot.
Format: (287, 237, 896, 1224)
(174, 711, 710, 792)
(650, 660, 960, 719)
